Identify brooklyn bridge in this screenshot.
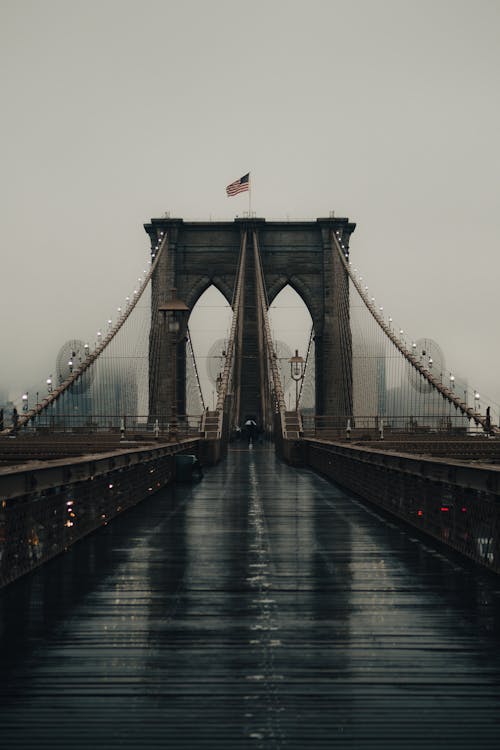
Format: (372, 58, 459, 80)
(1, 215, 500, 748)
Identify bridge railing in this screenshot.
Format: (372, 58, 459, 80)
(303, 439, 500, 574)
(303, 414, 481, 439)
(0, 438, 200, 589)
(1, 414, 204, 438)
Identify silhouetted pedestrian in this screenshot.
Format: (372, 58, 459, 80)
(245, 418, 257, 446)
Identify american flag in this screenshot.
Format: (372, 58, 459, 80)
(226, 172, 250, 197)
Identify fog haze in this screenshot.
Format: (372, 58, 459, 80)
(1, 0, 499, 406)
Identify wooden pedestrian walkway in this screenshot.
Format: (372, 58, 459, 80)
(1, 446, 500, 748)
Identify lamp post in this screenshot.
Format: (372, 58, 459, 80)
(22, 392, 29, 412)
(159, 288, 190, 441)
(474, 391, 480, 414)
(288, 349, 305, 411)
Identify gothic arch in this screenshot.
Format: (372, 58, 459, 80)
(267, 275, 319, 332)
(184, 275, 233, 312)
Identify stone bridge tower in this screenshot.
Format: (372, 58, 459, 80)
(144, 216, 355, 426)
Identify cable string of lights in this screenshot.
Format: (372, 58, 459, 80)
(7, 232, 168, 434)
(331, 229, 498, 434)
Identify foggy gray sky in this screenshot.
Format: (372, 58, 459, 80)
(1, 0, 500, 406)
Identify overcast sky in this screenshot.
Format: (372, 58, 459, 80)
(1, 0, 499, 408)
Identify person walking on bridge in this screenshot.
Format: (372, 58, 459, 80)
(244, 418, 257, 447)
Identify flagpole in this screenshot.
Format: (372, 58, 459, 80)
(249, 173, 252, 217)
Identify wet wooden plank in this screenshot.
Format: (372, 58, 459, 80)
(1, 446, 500, 748)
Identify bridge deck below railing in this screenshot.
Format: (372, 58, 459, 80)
(1, 446, 500, 748)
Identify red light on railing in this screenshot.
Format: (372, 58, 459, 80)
(417, 509, 423, 517)
(440, 506, 450, 513)
(461, 507, 467, 513)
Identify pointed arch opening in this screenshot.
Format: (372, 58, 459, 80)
(268, 285, 315, 413)
(188, 285, 232, 410)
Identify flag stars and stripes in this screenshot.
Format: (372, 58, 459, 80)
(226, 173, 250, 196)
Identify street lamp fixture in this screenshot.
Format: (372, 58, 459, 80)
(474, 392, 480, 413)
(22, 392, 29, 412)
(288, 349, 305, 411)
(159, 288, 190, 440)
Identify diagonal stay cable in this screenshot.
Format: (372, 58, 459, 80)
(215, 230, 247, 417)
(252, 230, 287, 428)
(1, 233, 169, 435)
(331, 231, 497, 434)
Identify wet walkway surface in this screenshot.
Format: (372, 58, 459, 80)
(2, 447, 500, 748)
